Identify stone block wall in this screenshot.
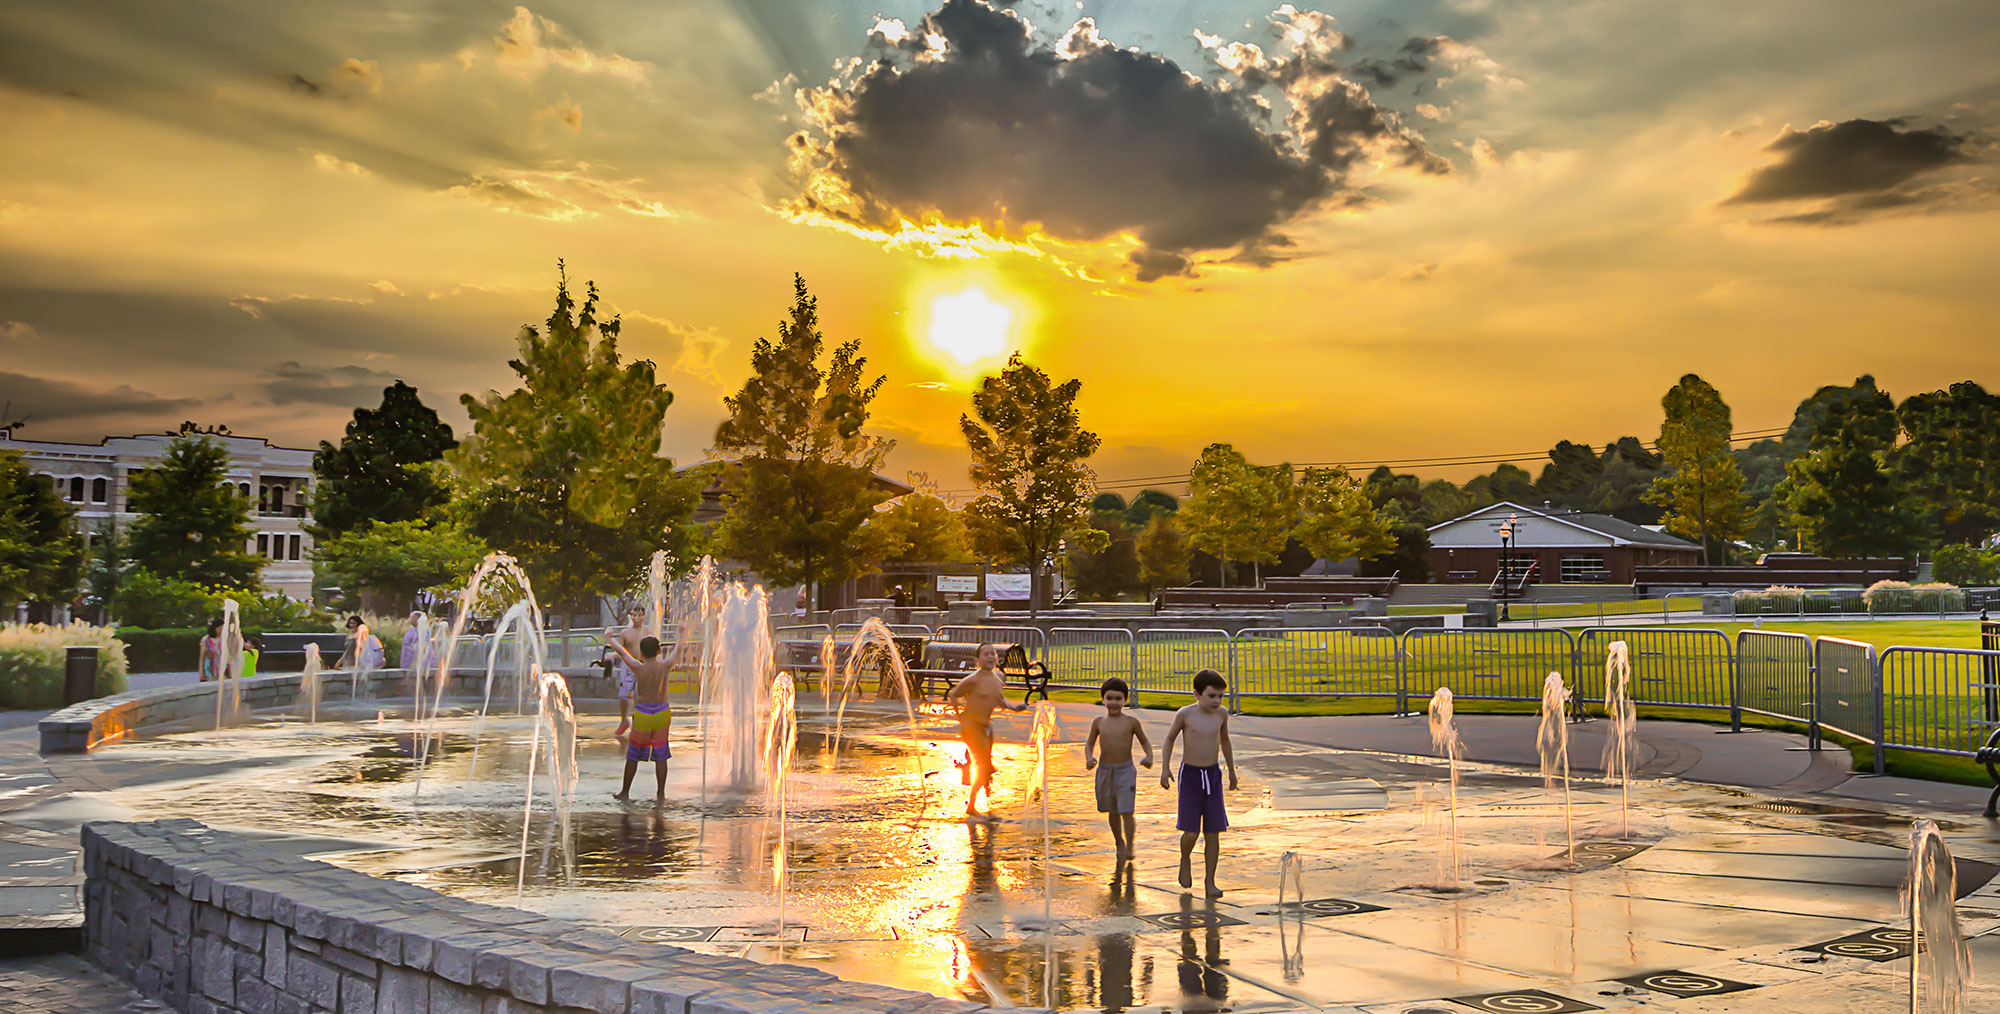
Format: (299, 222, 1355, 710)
(41, 668, 618, 754)
(84, 819, 994, 1014)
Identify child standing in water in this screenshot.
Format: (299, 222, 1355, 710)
(607, 634, 674, 805)
(1159, 669, 1237, 897)
(1084, 677, 1153, 863)
(947, 643, 1028, 821)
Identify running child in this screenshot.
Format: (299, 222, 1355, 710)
(947, 643, 1029, 821)
(1084, 677, 1153, 863)
(1158, 669, 1237, 897)
(609, 607, 647, 740)
(606, 634, 674, 805)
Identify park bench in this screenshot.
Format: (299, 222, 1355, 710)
(1978, 729, 2000, 819)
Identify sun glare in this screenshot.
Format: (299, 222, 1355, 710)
(922, 285, 1015, 368)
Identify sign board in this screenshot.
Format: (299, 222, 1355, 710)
(985, 573, 1031, 600)
(935, 575, 980, 594)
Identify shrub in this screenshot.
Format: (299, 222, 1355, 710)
(0, 622, 130, 708)
(1732, 586, 1805, 615)
(1864, 580, 1965, 614)
(115, 568, 330, 631)
(1933, 545, 2000, 587)
(115, 627, 202, 673)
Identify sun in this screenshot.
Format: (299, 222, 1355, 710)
(922, 285, 1015, 368)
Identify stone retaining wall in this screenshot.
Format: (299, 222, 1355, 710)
(84, 819, 994, 1014)
(41, 668, 617, 755)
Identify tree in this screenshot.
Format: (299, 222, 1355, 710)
(1645, 374, 1746, 563)
(713, 275, 895, 610)
(84, 518, 126, 623)
(1125, 489, 1180, 528)
(451, 265, 703, 618)
(1418, 479, 1472, 525)
(311, 381, 457, 538)
(1462, 463, 1535, 509)
(861, 492, 973, 564)
(1066, 510, 1140, 600)
(313, 519, 491, 613)
(1360, 467, 1432, 582)
(126, 435, 264, 588)
(1895, 381, 2000, 546)
(960, 353, 1103, 613)
(1136, 514, 1190, 593)
(0, 450, 83, 610)
(1294, 466, 1394, 566)
(1180, 444, 1294, 587)
(1778, 379, 1919, 558)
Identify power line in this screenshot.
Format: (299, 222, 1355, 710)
(934, 423, 1795, 497)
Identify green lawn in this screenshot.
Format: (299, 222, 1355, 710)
(1685, 619, 1988, 651)
(1527, 597, 1701, 619)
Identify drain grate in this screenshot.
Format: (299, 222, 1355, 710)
(1444, 988, 1601, 1012)
(1614, 971, 1759, 997)
(1274, 897, 1387, 918)
(618, 926, 720, 942)
(1798, 926, 1918, 961)
(1556, 841, 1651, 864)
(1137, 909, 1248, 930)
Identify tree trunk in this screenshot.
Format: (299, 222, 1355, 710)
(1029, 554, 1041, 619)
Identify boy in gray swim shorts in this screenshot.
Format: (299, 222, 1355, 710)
(1084, 678, 1154, 863)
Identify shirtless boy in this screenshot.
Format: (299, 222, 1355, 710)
(1158, 669, 1237, 897)
(606, 634, 674, 805)
(1084, 677, 1153, 862)
(946, 643, 1028, 821)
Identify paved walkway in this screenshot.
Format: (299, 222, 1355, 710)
(0, 954, 165, 1012)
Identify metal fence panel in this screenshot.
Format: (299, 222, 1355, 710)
(936, 625, 1049, 660)
(1134, 628, 1232, 697)
(1879, 647, 2000, 757)
(833, 622, 933, 639)
(1814, 636, 1881, 772)
(1046, 628, 1136, 694)
(1229, 627, 1401, 701)
(1734, 630, 1815, 735)
(772, 624, 833, 646)
(1574, 627, 1734, 712)
(1402, 628, 1577, 706)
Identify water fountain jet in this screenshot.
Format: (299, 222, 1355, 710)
(1906, 820, 1969, 1014)
(1602, 642, 1635, 839)
(1427, 688, 1463, 888)
(1539, 672, 1576, 858)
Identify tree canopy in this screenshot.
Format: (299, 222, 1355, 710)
(311, 381, 456, 538)
(1895, 381, 2000, 546)
(450, 264, 702, 612)
(1180, 444, 1294, 586)
(1778, 377, 1919, 558)
(1294, 466, 1394, 566)
(1646, 374, 1746, 563)
(313, 518, 490, 611)
(712, 275, 894, 606)
(0, 450, 83, 609)
(960, 353, 1102, 612)
(126, 435, 263, 588)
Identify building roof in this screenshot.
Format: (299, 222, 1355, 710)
(1429, 501, 1700, 550)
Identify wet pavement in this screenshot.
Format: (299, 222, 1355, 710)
(3, 695, 1999, 1011)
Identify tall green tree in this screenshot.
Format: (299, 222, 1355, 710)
(0, 450, 84, 610)
(1777, 378, 1919, 558)
(1360, 467, 1433, 582)
(1136, 514, 1190, 594)
(1125, 489, 1180, 528)
(1418, 479, 1473, 525)
(450, 265, 703, 617)
(960, 353, 1103, 613)
(1180, 444, 1294, 587)
(311, 381, 457, 538)
(1645, 374, 1746, 563)
(1462, 463, 1536, 508)
(1066, 509, 1140, 601)
(1294, 466, 1394, 566)
(1895, 381, 2000, 546)
(861, 492, 973, 564)
(314, 518, 491, 613)
(84, 518, 126, 622)
(126, 435, 264, 588)
(713, 275, 894, 611)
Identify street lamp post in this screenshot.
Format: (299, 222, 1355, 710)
(1497, 515, 1517, 622)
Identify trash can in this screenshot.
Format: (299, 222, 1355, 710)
(63, 646, 100, 706)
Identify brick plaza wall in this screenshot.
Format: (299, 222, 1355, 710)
(83, 819, 990, 1014)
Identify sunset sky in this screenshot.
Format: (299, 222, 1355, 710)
(3, 0, 1996, 494)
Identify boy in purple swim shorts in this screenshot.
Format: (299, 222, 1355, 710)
(1159, 669, 1237, 898)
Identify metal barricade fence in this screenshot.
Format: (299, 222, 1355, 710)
(1814, 636, 1882, 773)
(936, 625, 1049, 661)
(1229, 627, 1401, 702)
(1045, 628, 1136, 695)
(1402, 628, 1577, 708)
(1134, 628, 1232, 698)
(1879, 647, 2000, 757)
(833, 622, 934, 639)
(1574, 627, 1734, 713)
(1734, 630, 1815, 736)
(772, 624, 833, 646)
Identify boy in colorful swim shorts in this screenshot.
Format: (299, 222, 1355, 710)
(607, 634, 674, 805)
(1084, 677, 1153, 864)
(1158, 669, 1237, 897)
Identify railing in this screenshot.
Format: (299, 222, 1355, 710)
(1574, 627, 1734, 713)
(936, 624, 1049, 661)
(1133, 628, 1231, 698)
(1046, 627, 1136, 696)
(1733, 630, 1814, 734)
(1879, 647, 2000, 757)
(1402, 627, 1575, 709)
(1230, 627, 1400, 705)
(1814, 636, 1882, 772)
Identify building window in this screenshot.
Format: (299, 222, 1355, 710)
(91, 477, 108, 503)
(257, 534, 270, 557)
(288, 535, 301, 561)
(69, 477, 84, 501)
(238, 482, 250, 498)
(1559, 554, 1610, 583)
(270, 487, 285, 514)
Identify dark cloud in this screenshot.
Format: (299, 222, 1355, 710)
(1725, 118, 1980, 224)
(0, 371, 202, 430)
(788, 0, 1445, 279)
(262, 361, 401, 407)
